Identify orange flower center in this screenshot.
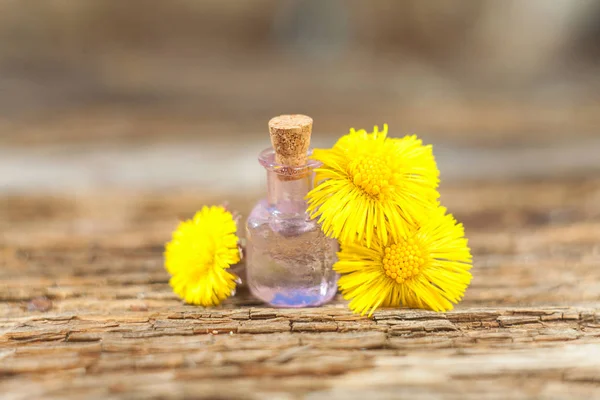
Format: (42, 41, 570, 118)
(349, 155, 392, 198)
(382, 238, 426, 284)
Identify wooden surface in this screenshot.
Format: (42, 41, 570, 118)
(2, 177, 600, 399)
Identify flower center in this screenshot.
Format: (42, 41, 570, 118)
(349, 155, 392, 197)
(382, 238, 426, 284)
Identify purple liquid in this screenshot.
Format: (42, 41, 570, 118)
(246, 200, 338, 307)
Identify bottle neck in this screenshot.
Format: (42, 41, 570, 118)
(266, 170, 313, 216)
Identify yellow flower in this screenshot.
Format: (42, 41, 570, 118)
(164, 205, 241, 306)
(335, 207, 472, 316)
(307, 124, 439, 248)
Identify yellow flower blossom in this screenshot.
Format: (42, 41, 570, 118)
(307, 124, 439, 248)
(335, 207, 472, 316)
(164, 206, 240, 306)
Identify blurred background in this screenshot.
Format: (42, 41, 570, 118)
(1, 0, 600, 236)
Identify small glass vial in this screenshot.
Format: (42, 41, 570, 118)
(246, 115, 338, 307)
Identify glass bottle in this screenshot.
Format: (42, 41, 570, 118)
(245, 117, 338, 307)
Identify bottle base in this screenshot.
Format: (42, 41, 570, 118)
(249, 282, 338, 308)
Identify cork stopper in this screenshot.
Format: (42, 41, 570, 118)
(269, 114, 312, 168)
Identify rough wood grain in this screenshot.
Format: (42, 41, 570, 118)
(2, 178, 600, 399)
